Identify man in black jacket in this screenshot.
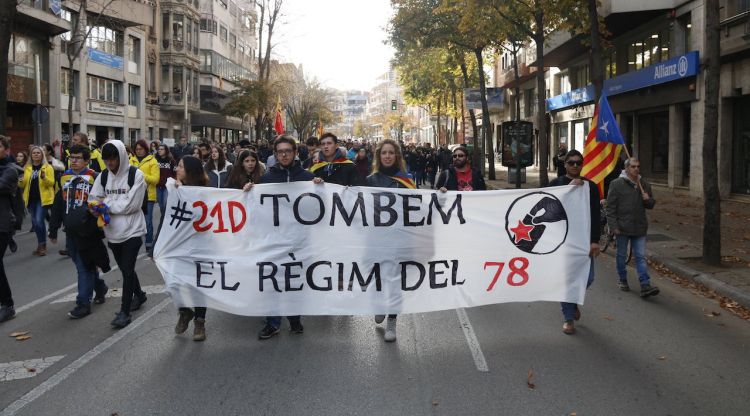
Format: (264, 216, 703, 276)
(548, 150, 599, 335)
(436, 146, 486, 191)
(257, 136, 315, 340)
(171, 135, 193, 161)
(0, 136, 19, 322)
(309, 133, 360, 186)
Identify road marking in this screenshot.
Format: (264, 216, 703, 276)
(51, 285, 165, 304)
(456, 308, 489, 373)
(0, 356, 65, 382)
(14, 253, 148, 314)
(0, 298, 171, 416)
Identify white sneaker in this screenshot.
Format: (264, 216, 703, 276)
(375, 315, 385, 324)
(384, 317, 397, 342)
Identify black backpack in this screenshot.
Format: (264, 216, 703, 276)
(100, 165, 147, 210)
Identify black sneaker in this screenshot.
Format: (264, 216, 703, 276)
(59, 249, 69, 256)
(258, 324, 280, 340)
(111, 311, 132, 328)
(68, 304, 91, 319)
(0, 305, 16, 322)
(290, 320, 304, 334)
(130, 293, 147, 311)
(617, 280, 630, 292)
(93, 285, 108, 304)
(640, 284, 660, 298)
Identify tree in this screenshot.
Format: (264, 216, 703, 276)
(253, 0, 284, 141)
(702, 0, 721, 265)
(0, 0, 18, 135)
(353, 119, 372, 138)
(284, 79, 335, 140)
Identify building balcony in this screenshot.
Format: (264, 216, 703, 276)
(66, 0, 154, 27)
(16, 0, 71, 36)
(159, 92, 200, 111)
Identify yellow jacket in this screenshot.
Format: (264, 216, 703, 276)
(130, 154, 159, 201)
(20, 163, 56, 206)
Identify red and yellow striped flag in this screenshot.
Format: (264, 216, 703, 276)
(581, 95, 624, 198)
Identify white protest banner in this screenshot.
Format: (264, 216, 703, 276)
(154, 180, 592, 316)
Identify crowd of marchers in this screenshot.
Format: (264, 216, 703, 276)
(0, 131, 658, 342)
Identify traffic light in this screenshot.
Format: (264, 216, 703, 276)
(391, 99, 397, 111)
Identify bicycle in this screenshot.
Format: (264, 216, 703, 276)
(599, 201, 632, 264)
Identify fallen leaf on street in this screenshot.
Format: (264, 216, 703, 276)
(432, 401, 439, 407)
(527, 369, 536, 389)
(26, 368, 36, 373)
(603, 315, 614, 321)
(570, 413, 577, 416)
(8, 331, 28, 337)
(15, 335, 31, 341)
(658, 356, 667, 361)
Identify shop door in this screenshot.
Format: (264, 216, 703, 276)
(637, 111, 669, 183)
(732, 96, 750, 194)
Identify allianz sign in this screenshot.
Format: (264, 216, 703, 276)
(654, 56, 690, 80)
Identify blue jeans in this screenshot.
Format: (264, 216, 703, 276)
(28, 201, 47, 244)
(143, 201, 155, 248)
(265, 315, 301, 329)
(156, 187, 168, 219)
(561, 258, 595, 321)
(67, 235, 107, 307)
(615, 235, 650, 286)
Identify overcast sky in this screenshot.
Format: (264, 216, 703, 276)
(272, 0, 395, 92)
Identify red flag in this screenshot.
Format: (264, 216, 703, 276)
(274, 109, 284, 135)
(581, 96, 623, 198)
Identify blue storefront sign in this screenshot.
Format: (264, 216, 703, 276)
(547, 51, 700, 111)
(88, 48, 123, 70)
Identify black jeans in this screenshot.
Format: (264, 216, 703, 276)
(109, 237, 144, 314)
(180, 307, 206, 319)
(0, 232, 13, 307)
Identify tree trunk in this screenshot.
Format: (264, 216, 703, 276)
(475, 48, 495, 179)
(587, 0, 603, 99)
(0, 0, 17, 135)
(702, 0, 721, 265)
(257, 1, 265, 80)
(534, 6, 548, 186)
(512, 42, 521, 121)
(459, 60, 478, 141)
(436, 97, 441, 145)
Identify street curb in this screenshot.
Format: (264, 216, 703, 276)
(647, 252, 750, 310)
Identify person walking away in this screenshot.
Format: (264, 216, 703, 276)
(171, 156, 210, 341)
(309, 133, 360, 186)
(90, 140, 148, 328)
(354, 148, 370, 183)
(435, 146, 486, 191)
(547, 150, 599, 334)
(255, 136, 315, 340)
(205, 145, 233, 188)
(365, 138, 416, 342)
(606, 157, 659, 298)
(154, 144, 176, 221)
(48, 145, 110, 319)
(130, 140, 159, 255)
(224, 150, 265, 190)
(0, 136, 19, 322)
(20, 146, 55, 256)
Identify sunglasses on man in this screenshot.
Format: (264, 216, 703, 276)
(566, 160, 583, 166)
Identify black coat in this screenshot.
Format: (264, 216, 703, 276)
(311, 153, 361, 186)
(365, 172, 411, 189)
(548, 175, 601, 244)
(435, 167, 486, 191)
(0, 158, 19, 233)
(259, 161, 314, 184)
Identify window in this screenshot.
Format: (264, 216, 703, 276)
(173, 14, 184, 42)
(725, 0, 750, 18)
(218, 0, 227, 9)
(173, 66, 183, 95)
(200, 18, 210, 31)
(573, 64, 589, 89)
(557, 72, 570, 95)
(186, 20, 192, 49)
(220, 25, 228, 42)
(129, 36, 140, 64)
(87, 75, 121, 103)
(86, 25, 124, 56)
(605, 50, 617, 79)
(627, 29, 670, 72)
(161, 65, 170, 92)
(61, 69, 77, 96)
(128, 84, 140, 106)
(8, 33, 43, 79)
(162, 13, 170, 40)
(193, 72, 198, 102)
(229, 33, 236, 48)
(148, 63, 156, 91)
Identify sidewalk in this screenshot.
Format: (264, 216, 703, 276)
(480, 164, 750, 311)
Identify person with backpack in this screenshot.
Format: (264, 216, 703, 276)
(49, 145, 110, 319)
(0, 136, 19, 322)
(90, 140, 148, 329)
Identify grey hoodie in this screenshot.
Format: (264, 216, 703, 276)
(90, 140, 147, 243)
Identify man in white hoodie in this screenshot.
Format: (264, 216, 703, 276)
(90, 140, 148, 328)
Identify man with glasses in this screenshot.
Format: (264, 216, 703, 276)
(256, 135, 316, 340)
(548, 150, 599, 334)
(606, 157, 658, 298)
(436, 146, 486, 191)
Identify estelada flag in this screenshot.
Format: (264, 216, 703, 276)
(274, 99, 284, 135)
(581, 94, 625, 198)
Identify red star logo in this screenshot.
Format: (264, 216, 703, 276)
(510, 220, 535, 244)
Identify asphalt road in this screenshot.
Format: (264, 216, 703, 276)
(1, 227, 750, 416)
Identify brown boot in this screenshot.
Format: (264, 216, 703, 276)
(193, 318, 206, 342)
(33, 243, 47, 256)
(175, 309, 194, 334)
